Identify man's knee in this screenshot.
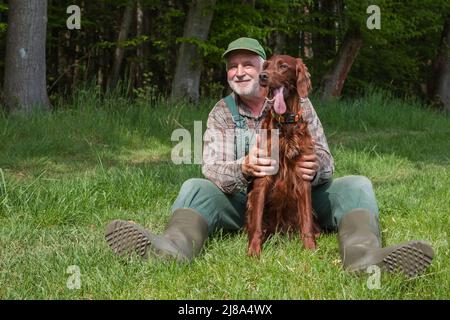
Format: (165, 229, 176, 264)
(176, 178, 224, 209)
(179, 178, 220, 196)
(333, 175, 379, 218)
(336, 175, 374, 196)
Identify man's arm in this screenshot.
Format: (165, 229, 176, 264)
(202, 101, 250, 194)
(302, 98, 334, 186)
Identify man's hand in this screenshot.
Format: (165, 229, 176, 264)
(242, 135, 278, 178)
(297, 140, 319, 182)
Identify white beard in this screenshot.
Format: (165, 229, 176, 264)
(228, 77, 260, 97)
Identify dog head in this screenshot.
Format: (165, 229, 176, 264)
(259, 55, 312, 114)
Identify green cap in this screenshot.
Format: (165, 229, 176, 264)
(222, 37, 266, 60)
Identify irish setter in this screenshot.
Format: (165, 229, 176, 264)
(246, 55, 319, 257)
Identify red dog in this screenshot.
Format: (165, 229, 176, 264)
(246, 55, 319, 257)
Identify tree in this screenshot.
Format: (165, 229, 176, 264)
(313, 0, 337, 63)
(171, 0, 216, 103)
(428, 13, 450, 112)
(320, 26, 362, 100)
(3, 0, 50, 113)
(134, 0, 145, 88)
(108, 0, 135, 89)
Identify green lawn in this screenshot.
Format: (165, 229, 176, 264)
(0, 90, 449, 299)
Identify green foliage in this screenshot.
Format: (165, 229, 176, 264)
(207, 0, 310, 63)
(0, 1, 6, 33)
(132, 71, 160, 103)
(341, 0, 450, 97)
(1, 0, 449, 101)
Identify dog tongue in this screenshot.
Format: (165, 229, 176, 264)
(273, 87, 286, 114)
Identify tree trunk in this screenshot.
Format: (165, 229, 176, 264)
(273, 32, 286, 55)
(108, 0, 135, 89)
(171, 0, 216, 103)
(4, 0, 50, 113)
(320, 27, 362, 100)
(428, 14, 450, 112)
(321, 0, 337, 58)
(302, 5, 313, 59)
(134, 0, 145, 88)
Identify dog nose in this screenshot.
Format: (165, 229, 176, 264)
(259, 72, 269, 82)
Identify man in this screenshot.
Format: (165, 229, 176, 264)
(105, 37, 434, 277)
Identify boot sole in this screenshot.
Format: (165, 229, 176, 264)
(105, 220, 152, 258)
(381, 241, 434, 278)
(105, 220, 186, 261)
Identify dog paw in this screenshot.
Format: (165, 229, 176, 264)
(247, 248, 261, 257)
(302, 235, 317, 250)
(247, 241, 262, 257)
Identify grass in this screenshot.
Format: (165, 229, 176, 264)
(0, 89, 449, 299)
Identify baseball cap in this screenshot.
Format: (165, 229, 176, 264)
(222, 37, 266, 60)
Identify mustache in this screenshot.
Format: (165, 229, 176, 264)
(231, 76, 254, 82)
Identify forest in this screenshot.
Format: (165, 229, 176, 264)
(0, 0, 449, 112)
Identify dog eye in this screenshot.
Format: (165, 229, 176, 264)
(279, 64, 288, 70)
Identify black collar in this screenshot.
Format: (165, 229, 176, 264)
(271, 109, 303, 127)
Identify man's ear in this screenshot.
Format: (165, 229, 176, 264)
(296, 58, 312, 99)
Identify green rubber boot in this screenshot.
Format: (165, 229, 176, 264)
(105, 208, 208, 262)
(338, 209, 434, 278)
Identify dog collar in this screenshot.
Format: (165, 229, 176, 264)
(271, 109, 303, 127)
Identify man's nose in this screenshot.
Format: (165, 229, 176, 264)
(236, 64, 245, 77)
(259, 72, 269, 82)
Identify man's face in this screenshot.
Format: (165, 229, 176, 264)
(226, 50, 263, 98)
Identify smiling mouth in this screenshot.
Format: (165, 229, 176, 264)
(234, 79, 252, 86)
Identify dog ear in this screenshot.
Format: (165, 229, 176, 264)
(296, 58, 312, 99)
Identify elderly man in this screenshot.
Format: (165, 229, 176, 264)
(105, 37, 433, 277)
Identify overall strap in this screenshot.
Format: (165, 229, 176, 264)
(223, 94, 252, 158)
(224, 94, 247, 129)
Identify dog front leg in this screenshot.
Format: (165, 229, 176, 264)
(298, 181, 317, 250)
(246, 178, 269, 257)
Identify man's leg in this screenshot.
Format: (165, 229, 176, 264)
(171, 178, 247, 234)
(312, 175, 434, 277)
(312, 175, 379, 231)
(105, 178, 246, 261)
